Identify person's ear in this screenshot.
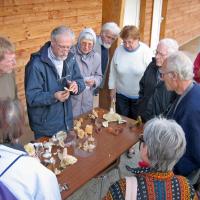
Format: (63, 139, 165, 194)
(169, 72, 177, 80)
(140, 144, 149, 164)
(140, 142, 148, 156)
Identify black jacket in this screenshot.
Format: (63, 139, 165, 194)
(138, 58, 177, 122)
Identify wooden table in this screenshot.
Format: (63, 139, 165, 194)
(44, 108, 142, 199)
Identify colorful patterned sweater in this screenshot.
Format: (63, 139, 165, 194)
(103, 167, 198, 200)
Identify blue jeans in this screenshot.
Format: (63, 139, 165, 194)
(116, 93, 139, 120)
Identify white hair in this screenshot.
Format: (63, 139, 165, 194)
(166, 51, 194, 80)
(101, 22, 120, 36)
(143, 117, 186, 172)
(159, 38, 179, 55)
(78, 28, 96, 45)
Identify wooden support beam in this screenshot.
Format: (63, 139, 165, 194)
(139, 0, 147, 41)
(160, 0, 168, 39)
(99, 0, 125, 110)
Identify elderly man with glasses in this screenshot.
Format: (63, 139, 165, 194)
(161, 52, 200, 189)
(137, 38, 178, 123)
(25, 25, 85, 139)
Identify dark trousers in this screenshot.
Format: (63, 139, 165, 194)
(116, 93, 138, 120)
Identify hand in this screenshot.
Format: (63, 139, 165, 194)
(85, 79, 95, 87)
(68, 81, 78, 94)
(54, 91, 70, 102)
(110, 89, 116, 102)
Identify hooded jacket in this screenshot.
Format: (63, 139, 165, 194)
(25, 42, 85, 138)
(71, 28, 102, 117)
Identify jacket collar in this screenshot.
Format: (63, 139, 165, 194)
(126, 166, 174, 179)
(32, 41, 75, 73)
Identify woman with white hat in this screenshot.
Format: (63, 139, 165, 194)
(71, 28, 102, 117)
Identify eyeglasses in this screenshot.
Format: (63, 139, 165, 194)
(154, 50, 168, 57)
(103, 33, 116, 41)
(159, 69, 173, 78)
(81, 41, 93, 48)
(123, 40, 137, 46)
(55, 43, 71, 50)
(139, 135, 144, 150)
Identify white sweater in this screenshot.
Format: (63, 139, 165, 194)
(108, 42, 153, 97)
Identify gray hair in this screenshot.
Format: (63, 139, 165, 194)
(51, 25, 75, 41)
(143, 117, 186, 172)
(166, 51, 194, 80)
(80, 33, 94, 42)
(101, 22, 120, 36)
(159, 38, 179, 55)
(78, 28, 96, 46)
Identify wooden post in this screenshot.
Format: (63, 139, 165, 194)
(99, 0, 125, 109)
(159, 0, 168, 39)
(139, 0, 147, 42)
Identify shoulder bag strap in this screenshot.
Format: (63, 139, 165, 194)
(125, 176, 138, 200)
(0, 154, 25, 177)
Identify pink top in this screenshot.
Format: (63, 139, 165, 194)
(193, 53, 200, 83)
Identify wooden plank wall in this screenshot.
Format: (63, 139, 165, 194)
(139, 0, 153, 46)
(164, 0, 200, 45)
(140, 0, 200, 48)
(0, 0, 102, 105)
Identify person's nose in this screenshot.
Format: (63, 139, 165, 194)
(124, 42, 130, 48)
(62, 48, 70, 54)
(84, 44, 90, 51)
(155, 53, 160, 59)
(103, 36, 112, 45)
(107, 38, 113, 44)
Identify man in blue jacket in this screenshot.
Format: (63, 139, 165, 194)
(25, 26, 85, 139)
(161, 51, 200, 185)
